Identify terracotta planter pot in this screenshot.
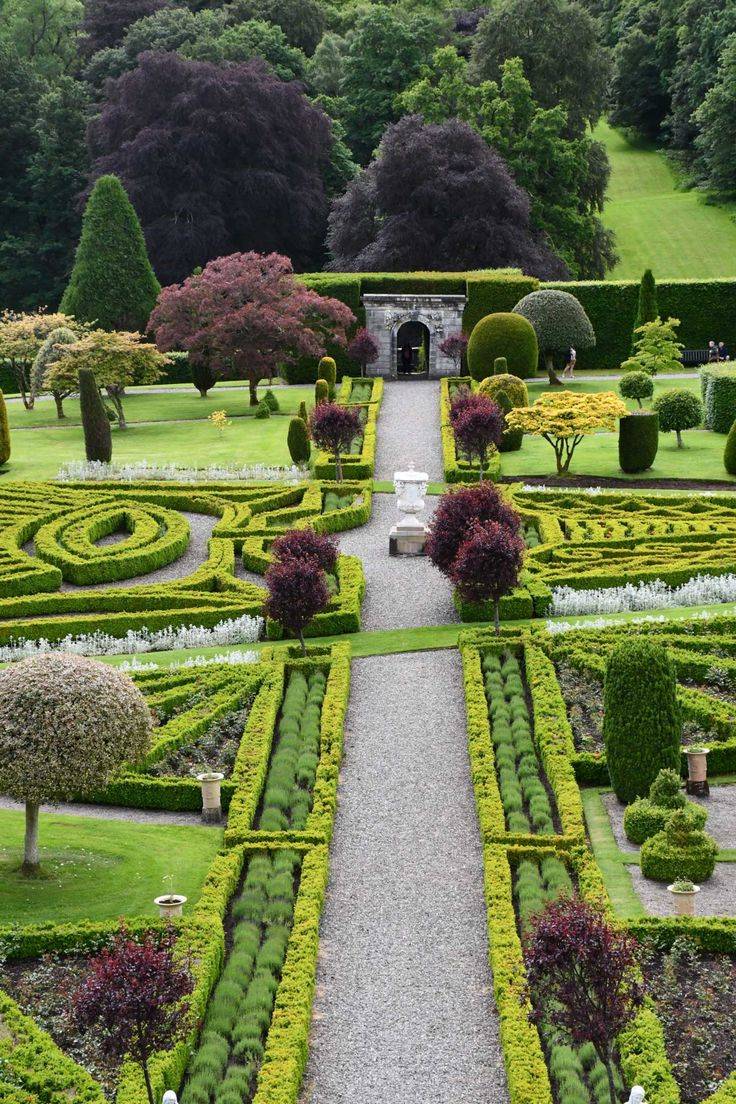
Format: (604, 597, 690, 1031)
(154, 894, 187, 919)
(197, 771, 224, 824)
(667, 884, 700, 916)
(686, 748, 709, 783)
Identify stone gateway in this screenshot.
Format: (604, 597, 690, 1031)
(361, 293, 466, 379)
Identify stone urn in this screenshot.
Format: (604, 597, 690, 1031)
(667, 882, 700, 917)
(685, 747, 710, 797)
(154, 893, 187, 919)
(389, 465, 429, 556)
(197, 770, 225, 823)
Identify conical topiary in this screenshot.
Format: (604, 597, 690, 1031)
(318, 356, 337, 399)
(287, 416, 311, 465)
(61, 174, 160, 332)
(79, 367, 112, 463)
(633, 269, 658, 345)
(298, 400, 308, 422)
(0, 390, 10, 466)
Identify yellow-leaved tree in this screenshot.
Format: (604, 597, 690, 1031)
(46, 330, 169, 429)
(0, 311, 83, 410)
(505, 391, 627, 475)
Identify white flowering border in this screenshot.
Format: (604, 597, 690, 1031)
(0, 614, 263, 664)
(117, 649, 259, 672)
(56, 460, 307, 484)
(549, 572, 736, 619)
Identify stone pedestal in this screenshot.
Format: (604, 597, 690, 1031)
(389, 467, 429, 556)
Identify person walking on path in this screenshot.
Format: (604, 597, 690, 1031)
(563, 346, 576, 379)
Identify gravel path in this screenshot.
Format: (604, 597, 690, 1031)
(374, 380, 444, 482)
(0, 796, 212, 827)
(301, 651, 508, 1104)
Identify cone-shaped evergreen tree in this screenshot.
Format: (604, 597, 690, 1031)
(0, 390, 10, 466)
(61, 175, 160, 332)
(79, 368, 112, 462)
(633, 269, 658, 338)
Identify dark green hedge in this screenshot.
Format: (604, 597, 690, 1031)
(618, 412, 659, 473)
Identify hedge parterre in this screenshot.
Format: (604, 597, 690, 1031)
(0, 479, 371, 646)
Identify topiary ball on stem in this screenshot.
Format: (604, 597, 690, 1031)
(619, 371, 654, 409)
(0, 654, 152, 874)
(513, 289, 595, 385)
(652, 389, 704, 448)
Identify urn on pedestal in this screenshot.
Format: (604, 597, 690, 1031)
(389, 465, 429, 556)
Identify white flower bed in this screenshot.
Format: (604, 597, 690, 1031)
(56, 460, 307, 483)
(549, 573, 736, 618)
(0, 614, 263, 664)
(118, 649, 259, 672)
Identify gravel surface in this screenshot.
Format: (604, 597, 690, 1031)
(629, 864, 736, 917)
(602, 784, 736, 853)
(301, 651, 508, 1104)
(374, 380, 444, 482)
(56, 511, 218, 591)
(338, 494, 458, 631)
(0, 796, 212, 827)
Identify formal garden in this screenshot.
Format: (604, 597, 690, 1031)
(6, 224, 736, 1104)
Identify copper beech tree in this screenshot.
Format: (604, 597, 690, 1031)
(309, 401, 361, 480)
(150, 252, 355, 406)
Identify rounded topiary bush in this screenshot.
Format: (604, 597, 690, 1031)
(479, 374, 529, 452)
(652, 389, 704, 447)
(724, 419, 736, 474)
(263, 389, 280, 412)
(619, 371, 654, 408)
(494, 357, 508, 375)
(467, 312, 538, 381)
(287, 416, 311, 464)
(623, 768, 705, 844)
(618, 412, 659, 473)
(640, 808, 718, 883)
(602, 639, 681, 804)
(315, 379, 329, 405)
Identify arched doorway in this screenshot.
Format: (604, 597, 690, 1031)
(396, 320, 430, 377)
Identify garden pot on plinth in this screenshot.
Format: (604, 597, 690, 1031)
(154, 894, 187, 919)
(197, 771, 224, 823)
(686, 747, 710, 797)
(667, 882, 700, 916)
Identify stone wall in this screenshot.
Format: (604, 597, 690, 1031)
(362, 293, 467, 379)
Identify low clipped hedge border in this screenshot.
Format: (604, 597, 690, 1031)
(440, 376, 502, 483)
(312, 377, 384, 479)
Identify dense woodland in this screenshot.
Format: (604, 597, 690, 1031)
(3, 0, 736, 310)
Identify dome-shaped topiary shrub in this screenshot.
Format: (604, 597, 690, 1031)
(513, 289, 595, 384)
(287, 416, 311, 464)
(725, 419, 736, 474)
(619, 371, 654, 408)
(640, 807, 718, 883)
(315, 379, 329, 405)
(602, 639, 681, 804)
(479, 374, 529, 451)
(618, 412, 659, 473)
(467, 313, 538, 382)
(623, 767, 706, 844)
(0, 653, 152, 873)
(493, 357, 508, 375)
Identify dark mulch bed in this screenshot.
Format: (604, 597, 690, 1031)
(1, 954, 120, 1099)
(499, 474, 736, 491)
(641, 938, 736, 1103)
(148, 703, 252, 778)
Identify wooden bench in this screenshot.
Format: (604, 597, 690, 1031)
(681, 348, 715, 366)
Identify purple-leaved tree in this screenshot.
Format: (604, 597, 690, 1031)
(271, 528, 338, 574)
(453, 396, 505, 480)
(265, 557, 331, 653)
(309, 401, 361, 481)
(347, 327, 379, 377)
(450, 518, 524, 632)
(73, 926, 193, 1104)
(524, 896, 644, 1104)
(439, 332, 468, 373)
(426, 483, 522, 577)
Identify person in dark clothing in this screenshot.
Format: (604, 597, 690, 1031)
(399, 343, 413, 374)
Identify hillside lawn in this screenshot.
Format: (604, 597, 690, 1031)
(599, 122, 736, 280)
(0, 808, 222, 924)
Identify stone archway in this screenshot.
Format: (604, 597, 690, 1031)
(396, 320, 430, 376)
(361, 293, 467, 379)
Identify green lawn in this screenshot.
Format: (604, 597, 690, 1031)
(0, 809, 222, 924)
(4, 412, 297, 480)
(598, 121, 736, 280)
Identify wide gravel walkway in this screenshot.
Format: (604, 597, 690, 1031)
(374, 380, 444, 482)
(301, 651, 508, 1104)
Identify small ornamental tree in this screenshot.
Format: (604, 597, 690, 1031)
(451, 519, 525, 633)
(347, 327, 379, 378)
(439, 331, 468, 373)
(619, 370, 654, 409)
(150, 253, 354, 407)
(524, 896, 644, 1104)
(265, 556, 330, 653)
(287, 416, 311, 465)
(0, 654, 152, 874)
(309, 401, 361, 480)
(621, 317, 683, 377)
(271, 528, 337, 574)
(449, 386, 486, 426)
(506, 391, 627, 475)
(0, 311, 79, 409)
(453, 397, 505, 480)
(32, 326, 78, 418)
(634, 268, 658, 335)
(46, 329, 168, 428)
(73, 925, 193, 1104)
(513, 290, 596, 384)
(426, 482, 522, 578)
(61, 175, 161, 332)
(652, 389, 704, 447)
(79, 367, 112, 462)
